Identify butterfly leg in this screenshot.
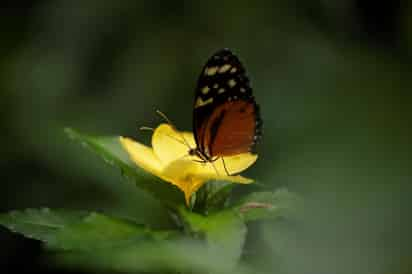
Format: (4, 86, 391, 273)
(209, 157, 229, 176)
(193, 159, 206, 163)
(221, 157, 231, 176)
(209, 160, 220, 176)
(192, 156, 221, 176)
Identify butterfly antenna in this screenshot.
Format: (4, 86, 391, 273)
(156, 109, 192, 150)
(139, 126, 187, 146)
(156, 110, 174, 126)
(139, 126, 154, 131)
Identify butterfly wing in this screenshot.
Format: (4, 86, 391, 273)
(193, 48, 262, 158)
(205, 99, 260, 156)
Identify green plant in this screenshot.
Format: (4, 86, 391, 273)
(0, 125, 301, 274)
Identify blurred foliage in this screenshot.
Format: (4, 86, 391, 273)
(1, 1, 412, 274)
(0, 113, 301, 274)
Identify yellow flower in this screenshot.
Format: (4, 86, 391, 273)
(119, 123, 258, 206)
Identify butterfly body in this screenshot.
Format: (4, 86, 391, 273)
(190, 48, 262, 168)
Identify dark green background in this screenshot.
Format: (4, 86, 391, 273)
(1, 1, 411, 274)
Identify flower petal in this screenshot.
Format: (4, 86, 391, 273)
(196, 153, 258, 176)
(120, 124, 258, 206)
(119, 136, 163, 174)
(161, 159, 254, 205)
(197, 173, 254, 184)
(152, 123, 196, 166)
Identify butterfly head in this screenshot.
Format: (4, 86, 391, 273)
(188, 147, 211, 162)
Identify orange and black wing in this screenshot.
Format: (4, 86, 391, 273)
(192, 48, 262, 157)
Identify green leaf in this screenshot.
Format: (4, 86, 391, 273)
(206, 182, 234, 208)
(64, 128, 184, 208)
(56, 238, 256, 274)
(52, 212, 175, 250)
(0, 208, 88, 244)
(233, 188, 303, 222)
(178, 207, 247, 268)
(194, 181, 234, 214)
(0, 208, 176, 251)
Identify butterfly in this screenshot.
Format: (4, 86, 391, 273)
(188, 48, 262, 174)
